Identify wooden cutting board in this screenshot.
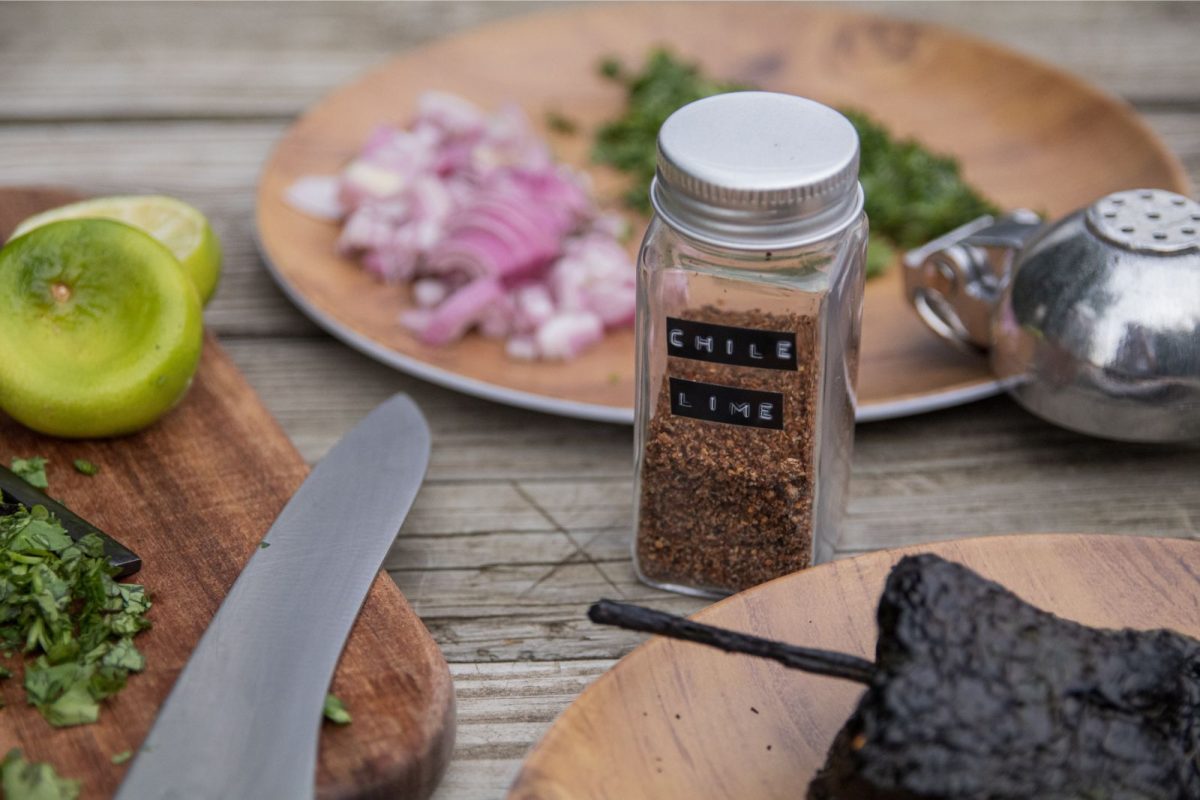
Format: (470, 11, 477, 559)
(0, 188, 455, 799)
(509, 533, 1200, 799)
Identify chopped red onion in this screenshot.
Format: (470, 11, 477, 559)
(285, 90, 634, 360)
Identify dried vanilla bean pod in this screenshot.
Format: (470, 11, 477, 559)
(588, 599, 875, 684)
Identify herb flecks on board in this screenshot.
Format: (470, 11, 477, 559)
(10, 457, 49, 490)
(323, 692, 352, 725)
(0, 504, 151, 728)
(592, 49, 998, 277)
(1, 748, 80, 800)
(72, 459, 99, 477)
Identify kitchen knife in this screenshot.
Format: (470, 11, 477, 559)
(116, 393, 431, 800)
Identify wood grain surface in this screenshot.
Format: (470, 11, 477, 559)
(1, 4, 1198, 798)
(257, 2, 1189, 421)
(0, 189, 454, 799)
(509, 534, 1200, 799)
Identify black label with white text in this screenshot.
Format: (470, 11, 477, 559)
(666, 317, 797, 370)
(669, 377, 784, 429)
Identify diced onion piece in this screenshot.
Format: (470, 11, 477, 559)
(535, 312, 604, 360)
(285, 175, 344, 221)
(418, 278, 505, 346)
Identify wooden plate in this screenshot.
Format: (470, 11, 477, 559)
(256, 4, 1190, 423)
(0, 188, 454, 799)
(508, 534, 1200, 799)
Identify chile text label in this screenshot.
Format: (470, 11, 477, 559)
(666, 317, 797, 370)
(669, 377, 784, 429)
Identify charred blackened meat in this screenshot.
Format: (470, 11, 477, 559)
(807, 554, 1200, 799)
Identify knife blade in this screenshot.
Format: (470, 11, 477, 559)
(116, 394, 431, 800)
(0, 465, 141, 577)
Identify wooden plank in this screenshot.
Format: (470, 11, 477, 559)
(219, 340, 1200, 550)
(221, 338, 633, 477)
(0, 2, 1196, 122)
(0, 2, 535, 120)
(430, 660, 614, 800)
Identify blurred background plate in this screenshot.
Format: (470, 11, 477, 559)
(256, 3, 1189, 424)
(507, 534, 1200, 799)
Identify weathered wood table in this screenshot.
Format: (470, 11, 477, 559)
(2, 3, 1197, 797)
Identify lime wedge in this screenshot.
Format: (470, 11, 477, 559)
(11, 195, 222, 305)
(0, 219, 203, 438)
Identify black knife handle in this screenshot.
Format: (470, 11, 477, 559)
(0, 465, 141, 578)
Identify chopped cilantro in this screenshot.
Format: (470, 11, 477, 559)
(0, 749, 80, 800)
(593, 50, 998, 275)
(71, 460, 99, 477)
(842, 108, 998, 251)
(323, 693, 352, 725)
(593, 49, 746, 214)
(10, 458, 48, 490)
(111, 750, 132, 766)
(865, 236, 897, 280)
(598, 56, 623, 80)
(259, 541, 270, 549)
(545, 110, 578, 135)
(0, 504, 151, 728)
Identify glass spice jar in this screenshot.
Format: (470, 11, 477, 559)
(633, 92, 868, 597)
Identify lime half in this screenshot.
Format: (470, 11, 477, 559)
(0, 219, 204, 438)
(12, 195, 222, 305)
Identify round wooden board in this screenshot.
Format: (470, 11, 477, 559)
(257, 4, 1190, 423)
(508, 534, 1200, 799)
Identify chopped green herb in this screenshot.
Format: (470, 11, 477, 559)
(865, 236, 897, 280)
(0, 504, 151, 728)
(0, 749, 80, 800)
(593, 50, 998, 275)
(598, 56, 623, 80)
(71, 460, 99, 477)
(593, 49, 747, 214)
(111, 750, 132, 766)
(10, 458, 48, 490)
(0, 666, 11, 679)
(323, 693, 352, 725)
(259, 541, 270, 549)
(545, 110, 579, 135)
(843, 108, 998, 251)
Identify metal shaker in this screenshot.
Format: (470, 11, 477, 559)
(904, 189, 1200, 442)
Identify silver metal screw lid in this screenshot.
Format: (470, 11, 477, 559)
(1085, 189, 1200, 254)
(651, 91, 863, 250)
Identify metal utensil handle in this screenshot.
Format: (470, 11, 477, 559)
(902, 211, 1042, 352)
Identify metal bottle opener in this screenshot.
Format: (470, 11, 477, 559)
(904, 189, 1200, 442)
